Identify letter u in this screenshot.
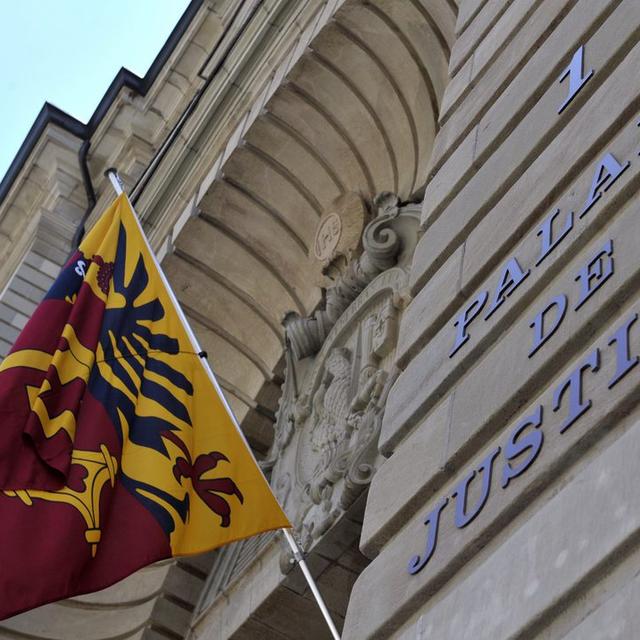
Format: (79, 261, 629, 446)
(452, 447, 500, 528)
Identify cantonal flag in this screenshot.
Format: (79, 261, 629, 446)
(0, 193, 289, 620)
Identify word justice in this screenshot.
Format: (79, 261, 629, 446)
(449, 147, 629, 359)
(407, 311, 638, 575)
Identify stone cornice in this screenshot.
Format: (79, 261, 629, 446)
(0, 0, 228, 291)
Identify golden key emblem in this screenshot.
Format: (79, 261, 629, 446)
(4, 444, 117, 557)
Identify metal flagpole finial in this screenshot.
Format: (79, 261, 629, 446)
(104, 168, 124, 196)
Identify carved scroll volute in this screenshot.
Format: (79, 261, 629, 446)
(364, 191, 401, 267)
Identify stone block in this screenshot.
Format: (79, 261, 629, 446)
(17, 262, 55, 292)
(73, 562, 171, 606)
(417, 1, 639, 291)
(230, 618, 290, 640)
(178, 552, 214, 579)
(478, 0, 629, 160)
(402, 104, 640, 416)
(441, 0, 542, 129)
(152, 81, 185, 123)
(472, 147, 635, 292)
(283, 552, 331, 596)
(162, 564, 206, 607)
(317, 563, 359, 617)
(256, 587, 338, 639)
(32, 238, 69, 265)
(471, 0, 537, 84)
(246, 117, 342, 211)
(361, 396, 451, 556)
(399, 240, 463, 368)
(163, 253, 283, 368)
(429, 0, 583, 179)
(561, 570, 640, 640)
(24, 252, 60, 279)
(448, 0, 512, 77)
(10, 276, 45, 304)
(342, 374, 640, 639)
(139, 629, 171, 640)
(384, 178, 640, 455)
(0, 338, 11, 359)
(337, 546, 370, 574)
(191, 543, 289, 639)
(438, 55, 473, 125)
(414, 415, 640, 640)
(198, 180, 319, 312)
(0, 320, 20, 347)
(1, 596, 156, 640)
(2, 290, 36, 317)
(175, 216, 300, 322)
(449, 189, 640, 460)
(420, 129, 477, 238)
(150, 597, 192, 637)
(0, 303, 26, 330)
(456, 0, 488, 36)
(351, 211, 640, 625)
(313, 513, 363, 562)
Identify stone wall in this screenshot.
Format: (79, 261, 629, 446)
(4, 0, 638, 638)
(343, 0, 640, 638)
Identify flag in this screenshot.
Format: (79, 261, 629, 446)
(0, 194, 290, 620)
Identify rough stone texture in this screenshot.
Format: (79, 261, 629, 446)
(560, 570, 640, 640)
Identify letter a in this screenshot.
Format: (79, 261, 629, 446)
(485, 257, 530, 320)
(581, 153, 629, 217)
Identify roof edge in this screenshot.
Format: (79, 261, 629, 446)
(0, 0, 204, 207)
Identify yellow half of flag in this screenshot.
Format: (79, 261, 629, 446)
(95, 194, 290, 553)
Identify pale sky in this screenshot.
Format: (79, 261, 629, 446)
(0, 0, 191, 181)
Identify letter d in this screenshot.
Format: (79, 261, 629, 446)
(528, 294, 567, 358)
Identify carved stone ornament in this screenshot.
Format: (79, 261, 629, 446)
(268, 194, 420, 571)
(313, 212, 342, 261)
(284, 192, 404, 360)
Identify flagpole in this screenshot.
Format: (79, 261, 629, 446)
(282, 528, 342, 640)
(105, 169, 342, 640)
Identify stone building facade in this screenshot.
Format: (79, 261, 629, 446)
(0, 0, 638, 638)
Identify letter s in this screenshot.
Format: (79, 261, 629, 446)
(501, 405, 544, 489)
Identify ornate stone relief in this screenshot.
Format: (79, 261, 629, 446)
(266, 193, 420, 571)
(283, 192, 407, 360)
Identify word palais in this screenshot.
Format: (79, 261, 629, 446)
(0, 1, 638, 639)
